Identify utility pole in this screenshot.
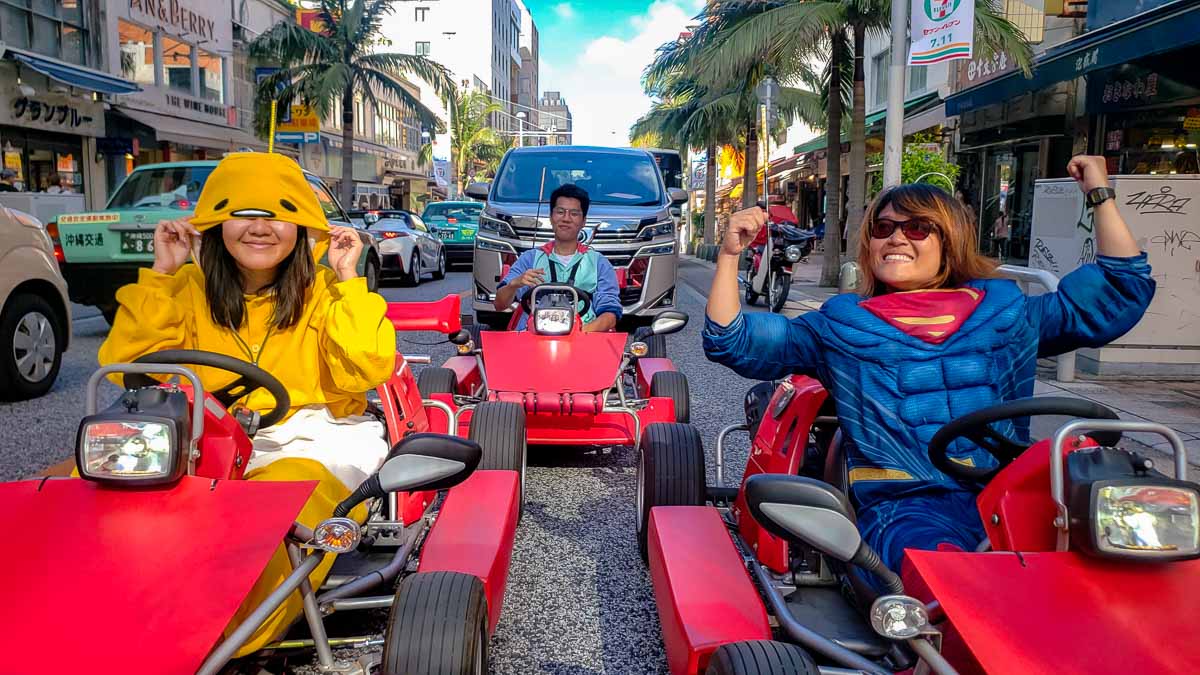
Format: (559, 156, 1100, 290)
(516, 111, 526, 147)
(883, 0, 909, 187)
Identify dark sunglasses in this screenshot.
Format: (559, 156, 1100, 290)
(869, 217, 939, 241)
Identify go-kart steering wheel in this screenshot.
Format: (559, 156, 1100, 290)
(928, 397, 1122, 483)
(519, 283, 593, 317)
(124, 350, 292, 428)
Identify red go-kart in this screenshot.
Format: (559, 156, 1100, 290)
(0, 296, 521, 675)
(642, 375, 1200, 674)
(395, 284, 695, 519)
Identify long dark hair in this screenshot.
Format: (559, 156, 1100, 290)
(199, 225, 315, 330)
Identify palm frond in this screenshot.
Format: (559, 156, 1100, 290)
(247, 19, 337, 64)
(354, 68, 442, 130)
(356, 52, 455, 103)
(973, 0, 1035, 74)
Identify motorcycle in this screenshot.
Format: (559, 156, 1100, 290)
(742, 208, 818, 313)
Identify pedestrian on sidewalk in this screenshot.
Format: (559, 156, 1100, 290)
(702, 156, 1154, 587)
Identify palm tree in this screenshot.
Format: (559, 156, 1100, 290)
(249, 0, 454, 208)
(448, 89, 506, 195)
(688, 0, 1033, 285)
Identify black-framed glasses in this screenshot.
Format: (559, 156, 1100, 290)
(869, 217, 939, 241)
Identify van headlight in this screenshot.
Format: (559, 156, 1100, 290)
(479, 214, 515, 238)
(637, 219, 674, 241)
(476, 236, 516, 254)
(1088, 483, 1200, 560)
(635, 242, 675, 257)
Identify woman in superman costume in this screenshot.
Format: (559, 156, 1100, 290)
(704, 155, 1155, 575)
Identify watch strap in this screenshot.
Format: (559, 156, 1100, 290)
(1086, 186, 1116, 207)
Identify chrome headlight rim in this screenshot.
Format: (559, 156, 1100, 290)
(1089, 479, 1200, 561)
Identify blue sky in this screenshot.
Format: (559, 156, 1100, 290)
(521, 0, 705, 145)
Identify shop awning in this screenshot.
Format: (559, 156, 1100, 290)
(4, 47, 140, 95)
(115, 107, 267, 153)
(793, 92, 941, 154)
(945, 0, 1200, 115)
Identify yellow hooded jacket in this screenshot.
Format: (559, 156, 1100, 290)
(98, 152, 395, 420)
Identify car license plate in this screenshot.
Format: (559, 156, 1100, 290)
(120, 231, 156, 254)
(438, 230, 454, 240)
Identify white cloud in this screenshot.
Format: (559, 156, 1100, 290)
(553, 3, 575, 20)
(541, 1, 697, 146)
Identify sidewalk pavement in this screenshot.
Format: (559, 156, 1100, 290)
(682, 253, 1200, 479)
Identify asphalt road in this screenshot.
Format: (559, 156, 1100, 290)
(0, 259, 767, 674)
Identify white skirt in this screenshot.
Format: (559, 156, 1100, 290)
(245, 405, 389, 491)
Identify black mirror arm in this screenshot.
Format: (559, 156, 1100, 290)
(332, 473, 386, 518)
(852, 542, 904, 595)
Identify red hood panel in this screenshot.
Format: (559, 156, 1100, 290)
(481, 331, 626, 393)
(0, 476, 315, 673)
(907, 550, 1200, 674)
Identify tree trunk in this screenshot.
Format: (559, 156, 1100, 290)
(704, 140, 717, 245)
(742, 116, 757, 209)
(340, 86, 355, 209)
(819, 31, 845, 287)
(846, 21, 867, 254)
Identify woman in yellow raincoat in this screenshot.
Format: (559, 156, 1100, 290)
(97, 151, 396, 655)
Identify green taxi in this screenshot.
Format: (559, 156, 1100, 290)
(421, 201, 482, 267)
(55, 160, 380, 323)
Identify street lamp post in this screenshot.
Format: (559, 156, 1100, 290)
(754, 76, 780, 205)
(883, 0, 909, 186)
(516, 111, 526, 147)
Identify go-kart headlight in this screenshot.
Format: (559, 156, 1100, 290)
(869, 595, 933, 640)
(77, 418, 183, 485)
(629, 341, 649, 357)
(784, 245, 803, 262)
(534, 307, 573, 336)
(1092, 483, 1200, 560)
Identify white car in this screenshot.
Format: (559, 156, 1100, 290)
(367, 213, 447, 286)
(0, 205, 70, 400)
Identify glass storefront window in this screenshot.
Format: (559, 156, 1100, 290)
(1104, 107, 1200, 175)
(198, 49, 224, 103)
(162, 37, 193, 94)
(118, 20, 155, 86)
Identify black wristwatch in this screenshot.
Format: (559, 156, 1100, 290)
(1086, 186, 1116, 208)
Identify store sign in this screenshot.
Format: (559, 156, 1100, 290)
(909, 0, 974, 65)
(278, 105, 319, 133)
(129, 0, 216, 42)
(955, 51, 1018, 91)
(2, 95, 105, 137)
(296, 9, 332, 36)
(1087, 63, 1200, 113)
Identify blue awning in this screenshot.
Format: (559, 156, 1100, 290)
(945, 0, 1200, 116)
(4, 47, 141, 96)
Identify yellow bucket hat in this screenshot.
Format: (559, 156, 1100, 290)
(190, 152, 328, 232)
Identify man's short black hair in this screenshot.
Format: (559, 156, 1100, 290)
(550, 183, 590, 218)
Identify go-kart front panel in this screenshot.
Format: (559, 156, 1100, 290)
(480, 330, 626, 394)
(649, 506, 772, 675)
(385, 295, 462, 334)
(417, 470, 520, 633)
(907, 550, 1200, 674)
(0, 476, 315, 673)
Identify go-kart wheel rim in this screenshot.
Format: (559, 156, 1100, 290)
(13, 310, 56, 383)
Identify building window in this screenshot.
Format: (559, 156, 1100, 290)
(908, 64, 928, 95)
(415, 41, 430, 56)
(1003, 0, 1044, 43)
(872, 49, 930, 105)
(415, 6, 428, 21)
(118, 20, 155, 86)
(1, 0, 91, 65)
(198, 48, 224, 103)
(162, 36, 193, 94)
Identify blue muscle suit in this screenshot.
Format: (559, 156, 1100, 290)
(704, 254, 1156, 572)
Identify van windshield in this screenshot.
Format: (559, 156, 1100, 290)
(107, 166, 215, 210)
(493, 151, 664, 206)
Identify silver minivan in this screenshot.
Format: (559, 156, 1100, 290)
(467, 146, 687, 328)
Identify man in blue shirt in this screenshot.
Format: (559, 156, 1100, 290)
(494, 184, 622, 331)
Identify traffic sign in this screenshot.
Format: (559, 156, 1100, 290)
(255, 67, 291, 124)
(274, 131, 319, 144)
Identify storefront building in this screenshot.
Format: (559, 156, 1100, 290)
(1, 1, 140, 212)
(103, 0, 263, 191)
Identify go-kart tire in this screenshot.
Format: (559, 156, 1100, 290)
(382, 571, 488, 675)
(417, 367, 459, 398)
(637, 422, 705, 562)
(644, 333, 667, 359)
(650, 370, 690, 423)
(468, 400, 527, 513)
(0, 292, 64, 401)
(705, 640, 819, 675)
